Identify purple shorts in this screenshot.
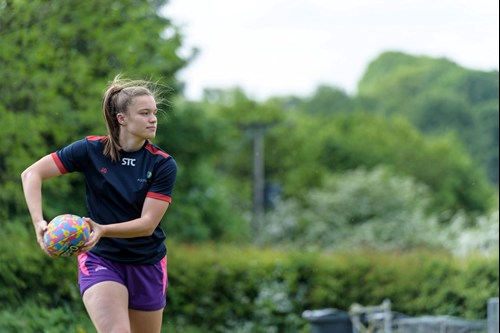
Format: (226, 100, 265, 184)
(78, 252, 168, 311)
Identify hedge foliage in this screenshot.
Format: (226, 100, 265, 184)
(165, 244, 498, 331)
(0, 224, 498, 332)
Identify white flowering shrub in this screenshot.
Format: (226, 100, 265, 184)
(260, 166, 442, 251)
(441, 210, 499, 256)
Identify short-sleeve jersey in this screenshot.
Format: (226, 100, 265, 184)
(51, 136, 177, 265)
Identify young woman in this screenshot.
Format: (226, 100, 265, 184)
(21, 76, 177, 333)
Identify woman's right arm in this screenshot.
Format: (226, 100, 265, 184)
(21, 155, 63, 252)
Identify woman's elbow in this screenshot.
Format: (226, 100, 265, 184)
(21, 166, 44, 187)
(21, 168, 32, 183)
(142, 226, 157, 237)
(140, 219, 160, 237)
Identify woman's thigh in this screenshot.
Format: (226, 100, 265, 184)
(83, 281, 130, 333)
(129, 308, 164, 333)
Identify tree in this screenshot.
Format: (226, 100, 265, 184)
(357, 51, 499, 185)
(266, 112, 495, 214)
(157, 99, 250, 242)
(472, 102, 499, 184)
(410, 93, 473, 134)
(357, 51, 460, 111)
(0, 0, 189, 221)
(296, 85, 354, 115)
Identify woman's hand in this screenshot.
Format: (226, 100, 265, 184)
(34, 219, 50, 255)
(81, 217, 105, 253)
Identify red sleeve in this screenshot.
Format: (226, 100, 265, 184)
(146, 192, 172, 203)
(51, 152, 69, 174)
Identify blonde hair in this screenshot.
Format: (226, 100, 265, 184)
(101, 75, 162, 162)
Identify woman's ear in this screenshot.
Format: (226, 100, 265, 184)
(116, 113, 126, 126)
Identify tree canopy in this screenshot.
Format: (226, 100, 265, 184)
(0, 0, 189, 220)
(357, 51, 499, 184)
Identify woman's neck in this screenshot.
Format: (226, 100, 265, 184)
(119, 134, 146, 153)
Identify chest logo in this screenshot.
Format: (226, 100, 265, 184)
(122, 158, 136, 166)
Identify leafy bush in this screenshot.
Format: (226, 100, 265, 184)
(0, 302, 93, 333)
(165, 244, 498, 331)
(1, 232, 497, 332)
(260, 166, 441, 251)
(441, 210, 499, 257)
(0, 221, 81, 306)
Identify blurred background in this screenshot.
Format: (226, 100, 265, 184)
(0, 0, 498, 332)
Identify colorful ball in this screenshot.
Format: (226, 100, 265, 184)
(43, 214, 91, 257)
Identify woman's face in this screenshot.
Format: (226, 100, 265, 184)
(120, 94, 158, 140)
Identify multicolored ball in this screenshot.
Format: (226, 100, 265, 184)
(43, 214, 91, 257)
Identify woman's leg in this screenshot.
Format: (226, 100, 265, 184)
(83, 281, 131, 333)
(129, 308, 164, 333)
(126, 256, 167, 333)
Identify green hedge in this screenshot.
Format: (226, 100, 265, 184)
(1, 224, 498, 332)
(165, 244, 498, 332)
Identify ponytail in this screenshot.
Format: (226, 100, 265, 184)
(101, 75, 160, 162)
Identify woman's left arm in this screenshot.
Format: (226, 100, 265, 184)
(82, 198, 170, 251)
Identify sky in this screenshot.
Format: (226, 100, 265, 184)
(163, 0, 499, 100)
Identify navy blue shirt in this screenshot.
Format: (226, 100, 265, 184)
(51, 136, 177, 264)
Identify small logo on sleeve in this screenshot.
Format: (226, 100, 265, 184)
(138, 171, 153, 183)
